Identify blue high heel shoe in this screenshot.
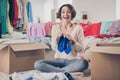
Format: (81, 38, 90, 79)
(57, 35, 66, 52)
(64, 37, 72, 54)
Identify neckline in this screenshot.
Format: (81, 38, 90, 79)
(59, 23, 76, 34)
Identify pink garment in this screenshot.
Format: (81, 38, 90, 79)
(27, 23, 46, 37)
(44, 22, 55, 36)
(107, 20, 120, 35)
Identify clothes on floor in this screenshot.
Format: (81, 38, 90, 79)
(9, 70, 72, 80)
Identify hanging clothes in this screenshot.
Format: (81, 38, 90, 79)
(0, 0, 8, 34)
(7, 1, 13, 33)
(26, 0, 33, 22)
(8, 0, 14, 25)
(0, 22, 2, 38)
(0, 0, 1, 37)
(8, 0, 19, 26)
(22, 0, 28, 31)
(15, 0, 24, 28)
(13, 0, 19, 26)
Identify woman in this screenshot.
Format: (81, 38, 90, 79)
(34, 4, 89, 76)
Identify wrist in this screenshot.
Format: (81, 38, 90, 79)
(71, 39, 76, 44)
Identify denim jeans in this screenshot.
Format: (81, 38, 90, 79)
(34, 59, 88, 72)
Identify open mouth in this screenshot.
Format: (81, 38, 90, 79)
(63, 16, 69, 19)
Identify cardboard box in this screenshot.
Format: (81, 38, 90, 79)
(90, 42, 120, 80)
(0, 42, 48, 74)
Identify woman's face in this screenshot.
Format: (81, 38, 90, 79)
(61, 6, 72, 23)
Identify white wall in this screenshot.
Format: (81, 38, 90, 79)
(43, 0, 54, 22)
(29, 0, 44, 23)
(29, 0, 54, 22)
(29, 0, 117, 23)
(72, 0, 116, 23)
(116, 0, 120, 19)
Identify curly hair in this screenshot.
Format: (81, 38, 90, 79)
(57, 4, 76, 20)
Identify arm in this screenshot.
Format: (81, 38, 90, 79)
(70, 25, 87, 60)
(74, 25, 91, 62)
(72, 25, 84, 53)
(51, 24, 62, 51)
(51, 25, 58, 51)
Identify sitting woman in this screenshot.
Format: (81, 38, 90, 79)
(34, 4, 89, 76)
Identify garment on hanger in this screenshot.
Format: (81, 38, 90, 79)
(0, 0, 8, 34)
(0, 22, 2, 38)
(26, 0, 33, 22)
(15, 0, 24, 28)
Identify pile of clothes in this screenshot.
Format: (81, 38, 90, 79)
(9, 70, 74, 80)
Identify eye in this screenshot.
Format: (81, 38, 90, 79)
(62, 11, 65, 14)
(68, 10, 71, 13)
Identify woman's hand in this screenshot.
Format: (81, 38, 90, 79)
(65, 34, 72, 40)
(80, 54, 90, 62)
(57, 31, 63, 38)
(56, 31, 63, 44)
(60, 23, 75, 42)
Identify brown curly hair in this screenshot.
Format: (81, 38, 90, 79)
(57, 4, 76, 20)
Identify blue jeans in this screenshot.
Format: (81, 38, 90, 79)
(34, 59, 88, 72)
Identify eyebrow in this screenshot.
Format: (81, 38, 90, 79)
(61, 9, 71, 11)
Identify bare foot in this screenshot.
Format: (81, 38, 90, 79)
(70, 72, 84, 77)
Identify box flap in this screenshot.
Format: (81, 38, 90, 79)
(10, 43, 49, 52)
(2, 39, 30, 45)
(0, 44, 8, 50)
(96, 42, 120, 47)
(90, 42, 120, 54)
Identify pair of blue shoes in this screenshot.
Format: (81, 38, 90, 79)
(57, 35, 72, 54)
(64, 72, 75, 80)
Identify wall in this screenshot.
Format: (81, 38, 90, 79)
(72, 0, 116, 23)
(116, 0, 120, 19)
(29, 0, 116, 23)
(29, 0, 44, 23)
(29, 0, 54, 23)
(43, 0, 54, 22)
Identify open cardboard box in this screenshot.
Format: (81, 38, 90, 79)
(90, 42, 120, 80)
(0, 41, 49, 74)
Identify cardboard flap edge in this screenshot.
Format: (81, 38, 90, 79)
(90, 46, 120, 54)
(10, 43, 49, 52)
(0, 44, 8, 50)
